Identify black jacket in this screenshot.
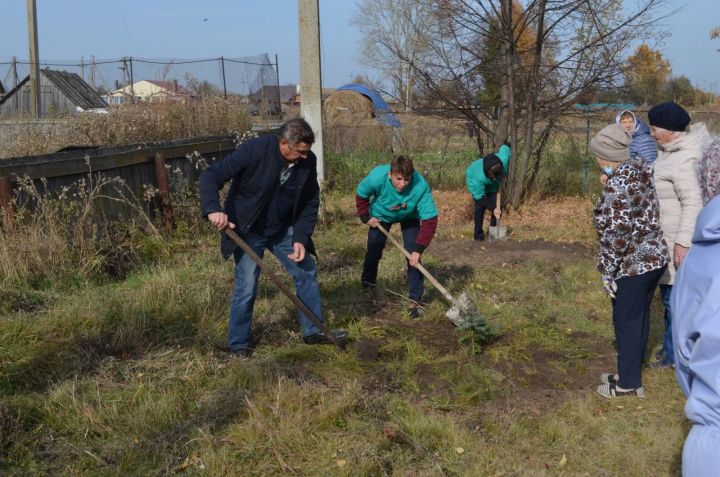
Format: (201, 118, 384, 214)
(199, 135, 320, 259)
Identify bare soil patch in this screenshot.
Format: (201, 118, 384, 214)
(429, 237, 594, 268)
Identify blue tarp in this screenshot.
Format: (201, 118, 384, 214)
(336, 84, 401, 128)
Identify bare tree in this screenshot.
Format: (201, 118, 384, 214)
(352, 0, 433, 111)
(355, 0, 672, 206)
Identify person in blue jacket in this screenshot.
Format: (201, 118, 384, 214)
(670, 137, 720, 476)
(199, 118, 347, 358)
(465, 143, 511, 241)
(616, 110, 658, 165)
(356, 155, 439, 318)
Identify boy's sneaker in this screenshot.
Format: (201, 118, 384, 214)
(409, 306, 424, 319)
(361, 281, 376, 291)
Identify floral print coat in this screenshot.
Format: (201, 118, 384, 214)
(594, 156, 669, 279)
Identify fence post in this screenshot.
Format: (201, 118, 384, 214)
(128, 57, 135, 103)
(0, 176, 15, 237)
(583, 112, 590, 195)
(11, 57, 18, 112)
(152, 152, 174, 232)
(220, 56, 227, 99)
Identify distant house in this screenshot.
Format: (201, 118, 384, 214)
(248, 84, 338, 116)
(105, 79, 195, 105)
(0, 69, 107, 117)
(248, 84, 298, 115)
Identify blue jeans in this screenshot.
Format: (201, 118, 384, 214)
(659, 284, 675, 365)
(229, 228, 323, 351)
(361, 219, 424, 302)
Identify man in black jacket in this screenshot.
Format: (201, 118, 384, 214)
(200, 118, 347, 358)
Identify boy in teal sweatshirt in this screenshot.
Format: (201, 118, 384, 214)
(356, 155, 439, 318)
(465, 144, 511, 241)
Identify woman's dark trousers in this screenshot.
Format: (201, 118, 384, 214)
(612, 265, 666, 389)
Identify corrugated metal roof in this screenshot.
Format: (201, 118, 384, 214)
(0, 69, 107, 110)
(41, 69, 107, 109)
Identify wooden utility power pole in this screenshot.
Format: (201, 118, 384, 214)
(298, 0, 324, 182)
(27, 0, 41, 118)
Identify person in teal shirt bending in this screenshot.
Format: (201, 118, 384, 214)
(356, 155, 439, 318)
(465, 143, 511, 241)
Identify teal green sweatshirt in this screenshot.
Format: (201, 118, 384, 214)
(465, 144, 511, 200)
(356, 165, 438, 223)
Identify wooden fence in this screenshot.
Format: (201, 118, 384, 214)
(0, 135, 241, 234)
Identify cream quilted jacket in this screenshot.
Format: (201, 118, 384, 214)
(653, 122, 713, 284)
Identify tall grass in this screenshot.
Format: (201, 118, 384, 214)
(0, 170, 168, 314)
(0, 98, 250, 159)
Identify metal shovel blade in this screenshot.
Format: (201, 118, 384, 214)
(488, 225, 509, 240)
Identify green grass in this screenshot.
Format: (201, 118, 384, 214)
(0, 192, 687, 476)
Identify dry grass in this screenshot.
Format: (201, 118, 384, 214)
(0, 98, 250, 159)
(435, 191, 597, 244)
(0, 170, 166, 314)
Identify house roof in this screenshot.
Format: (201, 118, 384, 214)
(143, 80, 194, 96)
(0, 69, 107, 110)
(110, 79, 195, 97)
(43, 69, 108, 109)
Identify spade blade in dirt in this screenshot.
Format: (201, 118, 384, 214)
(376, 224, 491, 333)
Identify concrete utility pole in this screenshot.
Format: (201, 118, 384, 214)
(298, 0, 324, 182)
(27, 0, 41, 118)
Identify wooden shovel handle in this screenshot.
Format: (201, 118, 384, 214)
(375, 224, 454, 303)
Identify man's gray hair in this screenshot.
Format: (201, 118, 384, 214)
(279, 118, 315, 145)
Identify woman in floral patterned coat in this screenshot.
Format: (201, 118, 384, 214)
(590, 123, 669, 397)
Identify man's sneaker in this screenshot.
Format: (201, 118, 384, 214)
(303, 329, 349, 345)
(409, 306, 424, 319)
(228, 347, 252, 360)
(597, 383, 645, 398)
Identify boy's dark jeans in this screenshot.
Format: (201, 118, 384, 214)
(473, 192, 498, 240)
(361, 219, 424, 302)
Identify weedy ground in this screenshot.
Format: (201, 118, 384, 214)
(0, 191, 686, 476)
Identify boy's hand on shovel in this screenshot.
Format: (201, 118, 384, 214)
(367, 217, 380, 228)
(493, 208, 502, 219)
(208, 212, 235, 230)
(409, 251, 421, 268)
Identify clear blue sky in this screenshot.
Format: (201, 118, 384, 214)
(0, 0, 718, 91)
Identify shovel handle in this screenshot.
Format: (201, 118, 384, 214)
(375, 224, 454, 303)
(223, 228, 341, 350)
